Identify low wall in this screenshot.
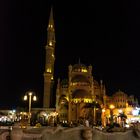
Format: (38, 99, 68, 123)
(1, 126, 140, 140)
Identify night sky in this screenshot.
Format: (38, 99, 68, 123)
(1, 0, 140, 108)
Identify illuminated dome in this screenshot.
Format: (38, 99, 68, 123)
(72, 63, 87, 72)
(114, 90, 127, 97)
(72, 89, 91, 98)
(71, 75, 89, 83)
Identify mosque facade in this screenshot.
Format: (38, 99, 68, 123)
(55, 64, 106, 123)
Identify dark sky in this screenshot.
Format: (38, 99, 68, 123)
(1, 0, 140, 108)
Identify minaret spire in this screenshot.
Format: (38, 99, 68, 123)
(47, 6, 55, 47)
(43, 7, 55, 108)
(48, 7, 54, 30)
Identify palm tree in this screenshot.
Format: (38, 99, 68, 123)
(118, 112, 127, 127)
(82, 102, 101, 125)
(119, 112, 127, 120)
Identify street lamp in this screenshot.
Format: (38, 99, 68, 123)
(24, 91, 37, 125)
(102, 108, 106, 127)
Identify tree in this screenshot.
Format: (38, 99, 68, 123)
(82, 102, 101, 125)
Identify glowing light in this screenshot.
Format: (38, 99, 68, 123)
(84, 98, 92, 103)
(33, 96, 37, 101)
(125, 124, 129, 128)
(81, 69, 87, 72)
(72, 98, 93, 103)
(102, 109, 105, 112)
(52, 54, 54, 57)
(24, 95, 27, 101)
(118, 109, 122, 113)
(47, 68, 52, 73)
(49, 24, 53, 28)
(132, 109, 139, 116)
(29, 92, 32, 96)
(109, 104, 115, 109)
(50, 112, 58, 117)
(49, 42, 52, 46)
(12, 110, 16, 113)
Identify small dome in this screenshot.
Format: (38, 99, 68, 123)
(114, 90, 127, 97)
(72, 63, 87, 72)
(72, 89, 91, 98)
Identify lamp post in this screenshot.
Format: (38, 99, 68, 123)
(24, 91, 37, 125)
(102, 108, 106, 127)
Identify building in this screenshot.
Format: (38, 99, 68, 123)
(56, 63, 106, 123)
(42, 7, 139, 125)
(103, 90, 139, 126)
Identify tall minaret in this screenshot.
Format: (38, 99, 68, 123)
(43, 7, 55, 108)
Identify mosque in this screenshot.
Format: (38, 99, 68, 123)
(40, 7, 139, 125)
(43, 7, 107, 124)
